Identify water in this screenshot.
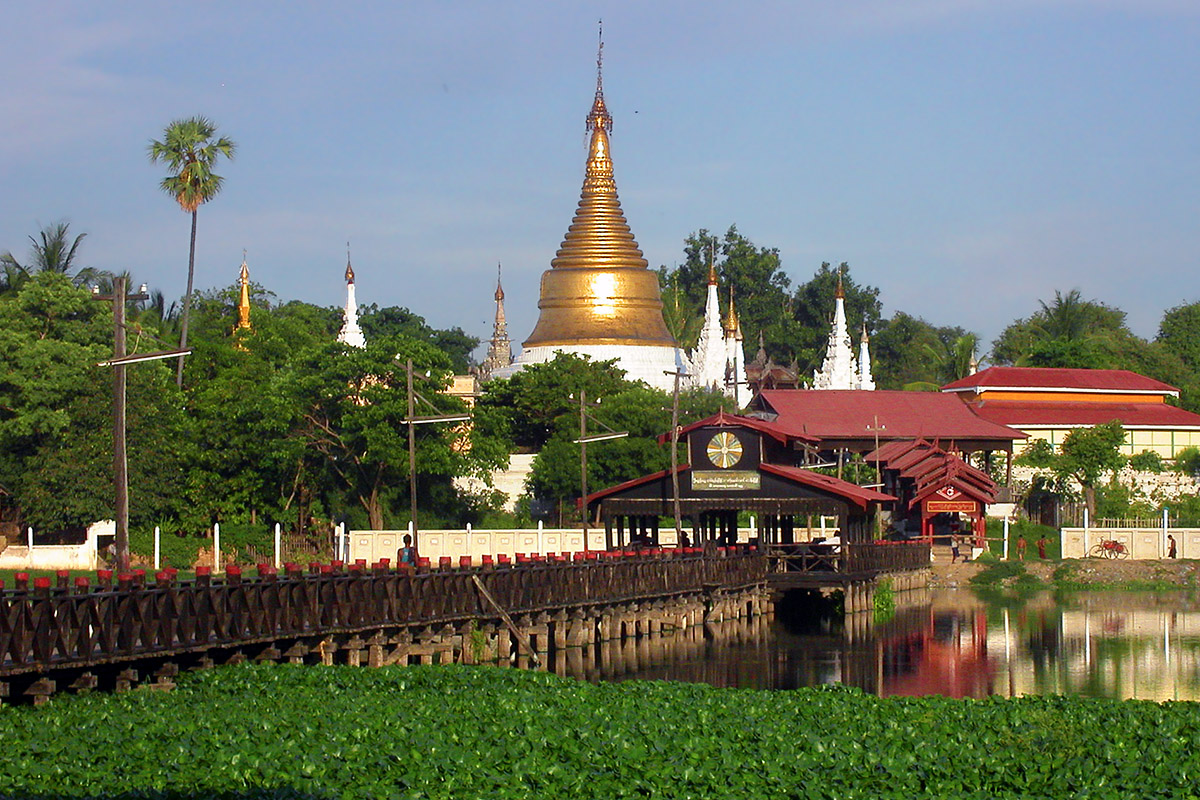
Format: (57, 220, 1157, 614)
(578, 589, 1200, 700)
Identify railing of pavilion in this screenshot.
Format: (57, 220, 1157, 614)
(0, 548, 765, 673)
(765, 542, 930, 575)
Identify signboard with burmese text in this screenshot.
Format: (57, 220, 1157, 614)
(692, 471, 761, 491)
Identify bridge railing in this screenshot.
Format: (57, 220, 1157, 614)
(766, 543, 930, 576)
(0, 551, 765, 673)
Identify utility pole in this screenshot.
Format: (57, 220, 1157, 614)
(573, 390, 628, 552)
(402, 358, 471, 545)
(580, 388, 588, 543)
(92, 277, 158, 572)
(664, 370, 684, 542)
(112, 277, 130, 571)
(408, 358, 418, 539)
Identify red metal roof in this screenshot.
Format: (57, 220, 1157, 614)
(656, 409, 818, 446)
(966, 400, 1200, 429)
(760, 463, 896, 509)
(755, 390, 1025, 443)
(942, 366, 1178, 396)
(584, 461, 894, 510)
(584, 464, 691, 506)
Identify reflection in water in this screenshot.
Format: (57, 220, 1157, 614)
(568, 589, 1200, 700)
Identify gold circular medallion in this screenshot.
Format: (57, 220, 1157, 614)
(706, 432, 743, 468)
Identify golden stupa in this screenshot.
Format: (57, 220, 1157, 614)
(521, 40, 676, 350)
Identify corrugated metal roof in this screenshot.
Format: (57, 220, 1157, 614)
(942, 366, 1178, 395)
(756, 390, 1025, 442)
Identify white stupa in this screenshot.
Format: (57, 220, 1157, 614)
(813, 274, 873, 390)
(337, 250, 366, 349)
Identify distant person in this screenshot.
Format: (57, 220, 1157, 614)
(1169, 534, 1178, 558)
(951, 534, 961, 564)
(679, 532, 691, 548)
(1036, 535, 1048, 560)
(398, 534, 416, 567)
(1017, 535, 1027, 560)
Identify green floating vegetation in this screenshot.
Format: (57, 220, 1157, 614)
(3, 664, 1200, 799)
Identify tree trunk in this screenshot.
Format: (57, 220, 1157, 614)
(176, 209, 198, 387)
(1083, 484, 1097, 523)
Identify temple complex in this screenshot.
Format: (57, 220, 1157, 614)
(509, 36, 686, 392)
(337, 249, 366, 349)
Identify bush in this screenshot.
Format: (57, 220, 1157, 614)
(1175, 446, 1200, 476)
(1128, 450, 1164, 473)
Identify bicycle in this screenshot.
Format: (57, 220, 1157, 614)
(1089, 539, 1130, 559)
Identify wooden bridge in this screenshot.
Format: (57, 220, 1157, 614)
(0, 549, 767, 704)
(766, 542, 932, 611)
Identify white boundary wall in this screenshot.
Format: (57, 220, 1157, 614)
(1061, 526, 1200, 560)
(347, 524, 770, 565)
(0, 520, 112, 571)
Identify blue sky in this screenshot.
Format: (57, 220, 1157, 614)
(2, 1, 1197, 358)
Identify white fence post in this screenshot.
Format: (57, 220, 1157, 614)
(27, 526, 33, 549)
(274, 523, 281, 569)
(1163, 507, 1169, 558)
(537, 520, 544, 554)
(154, 526, 161, 571)
(213, 522, 221, 572)
(1003, 517, 1010, 560)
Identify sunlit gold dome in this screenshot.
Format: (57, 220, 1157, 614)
(522, 50, 676, 350)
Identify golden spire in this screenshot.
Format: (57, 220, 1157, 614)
(236, 250, 251, 331)
(707, 237, 718, 285)
(835, 268, 845, 300)
(522, 26, 676, 349)
(494, 262, 505, 303)
(345, 242, 355, 284)
(724, 285, 739, 335)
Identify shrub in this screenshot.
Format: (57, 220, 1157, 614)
(1128, 450, 1164, 473)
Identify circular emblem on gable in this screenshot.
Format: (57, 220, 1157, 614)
(706, 432, 744, 469)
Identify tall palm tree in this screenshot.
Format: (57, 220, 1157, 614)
(0, 221, 100, 291)
(148, 116, 236, 386)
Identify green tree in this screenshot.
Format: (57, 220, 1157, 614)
(991, 289, 1127, 366)
(1, 221, 99, 292)
(148, 116, 236, 387)
(1158, 301, 1200, 372)
(1058, 421, 1126, 520)
(790, 262, 883, 375)
(871, 312, 970, 390)
(658, 226, 798, 358)
(359, 305, 478, 374)
(478, 353, 631, 451)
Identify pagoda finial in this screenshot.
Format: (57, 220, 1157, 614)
(724, 285, 739, 334)
(588, 20, 612, 134)
(236, 250, 251, 332)
(495, 262, 505, 302)
(835, 266, 845, 300)
(707, 237, 718, 285)
(345, 241, 355, 283)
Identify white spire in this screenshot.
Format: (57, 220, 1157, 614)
(337, 245, 366, 349)
(688, 242, 728, 392)
(858, 325, 875, 391)
(812, 274, 859, 390)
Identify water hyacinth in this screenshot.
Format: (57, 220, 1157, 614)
(1, 663, 1198, 799)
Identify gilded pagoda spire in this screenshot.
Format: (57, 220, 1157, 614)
(235, 250, 251, 331)
(522, 26, 675, 348)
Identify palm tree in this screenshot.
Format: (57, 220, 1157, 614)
(148, 116, 236, 386)
(0, 221, 100, 291)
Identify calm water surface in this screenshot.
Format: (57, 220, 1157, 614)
(574, 589, 1200, 701)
